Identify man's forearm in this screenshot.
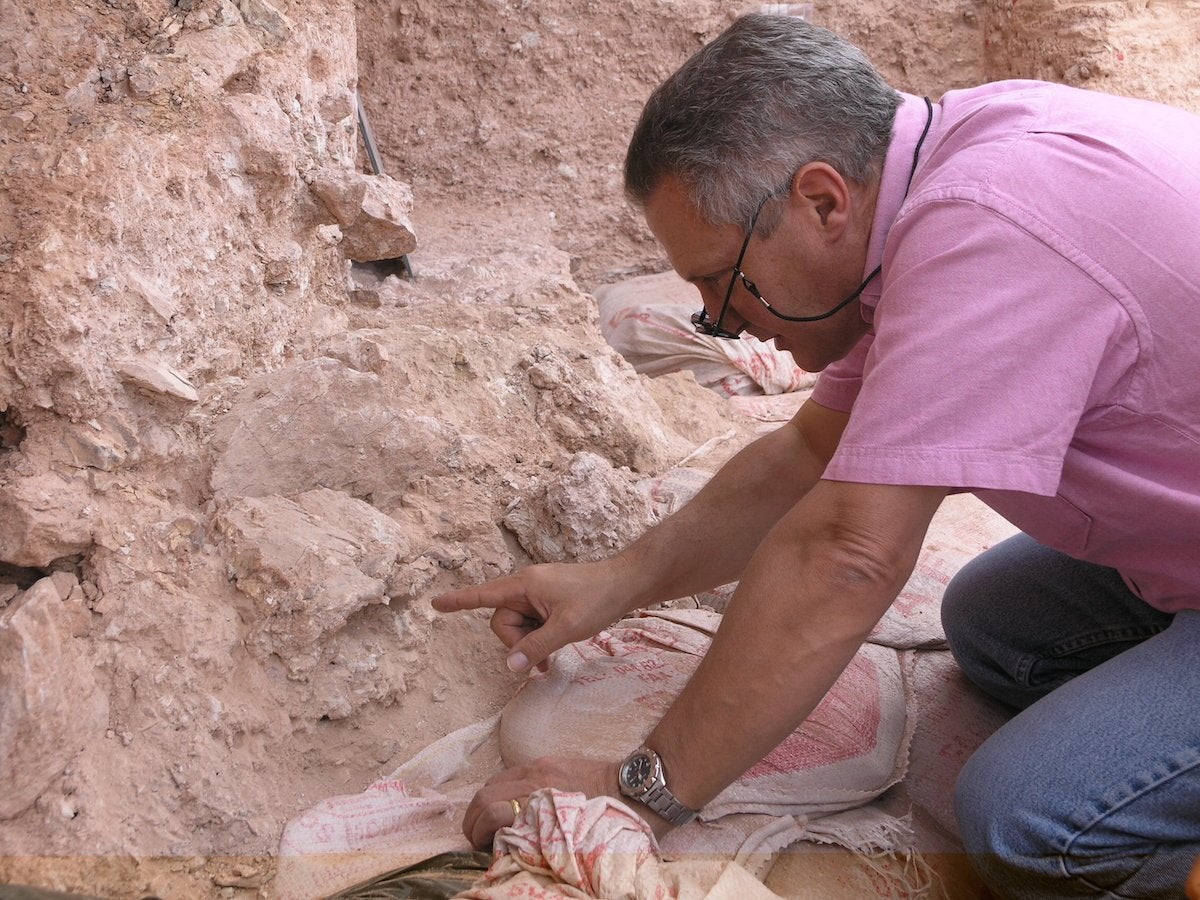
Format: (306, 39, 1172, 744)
(639, 479, 946, 814)
(613, 405, 836, 609)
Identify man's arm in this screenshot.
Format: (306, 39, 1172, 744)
(432, 398, 850, 670)
(641, 477, 947, 817)
(613, 397, 850, 606)
(457, 476, 948, 846)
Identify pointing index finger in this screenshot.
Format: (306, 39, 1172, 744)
(430, 575, 530, 615)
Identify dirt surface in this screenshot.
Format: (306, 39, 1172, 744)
(1, 0, 1197, 897)
(356, 0, 989, 289)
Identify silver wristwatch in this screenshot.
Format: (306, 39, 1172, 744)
(617, 746, 698, 827)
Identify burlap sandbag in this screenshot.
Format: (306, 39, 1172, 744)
(499, 609, 914, 821)
(594, 271, 815, 398)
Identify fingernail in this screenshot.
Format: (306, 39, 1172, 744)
(507, 651, 529, 673)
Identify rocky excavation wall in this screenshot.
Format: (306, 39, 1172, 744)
(2, 0, 1197, 895)
(0, 2, 745, 886)
(984, 0, 1200, 112)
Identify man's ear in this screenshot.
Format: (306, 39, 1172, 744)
(791, 163, 852, 234)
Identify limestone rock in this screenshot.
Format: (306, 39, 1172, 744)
(209, 357, 455, 503)
(0, 577, 107, 819)
(522, 345, 688, 473)
(217, 488, 416, 673)
(0, 585, 19, 608)
(171, 19, 262, 91)
(124, 269, 180, 324)
(114, 359, 199, 403)
(0, 472, 94, 568)
(308, 167, 417, 263)
(126, 58, 183, 101)
(239, 0, 292, 44)
(503, 451, 653, 563)
(25, 415, 141, 473)
(258, 237, 305, 287)
(337, 176, 417, 263)
(308, 167, 367, 226)
(3, 109, 35, 133)
(323, 330, 390, 375)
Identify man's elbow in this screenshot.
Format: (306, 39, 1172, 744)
(794, 480, 942, 601)
(822, 528, 913, 600)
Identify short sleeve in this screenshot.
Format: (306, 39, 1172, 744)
(811, 332, 872, 413)
(823, 197, 1137, 495)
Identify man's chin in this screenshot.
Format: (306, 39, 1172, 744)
(778, 341, 833, 373)
(774, 337, 805, 362)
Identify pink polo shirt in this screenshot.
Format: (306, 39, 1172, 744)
(812, 82, 1200, 612)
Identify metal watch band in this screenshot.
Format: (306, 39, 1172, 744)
(641, 782, 698, 827)
(618, 746, 700, 827)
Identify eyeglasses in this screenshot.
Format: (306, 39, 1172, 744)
(695, 98, 935, 342)
(691, 184, 877, 340)
(691, 192, 773, 340)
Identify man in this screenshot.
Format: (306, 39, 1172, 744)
(434, 14, 1200, 898)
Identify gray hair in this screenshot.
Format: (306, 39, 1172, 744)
(624, 14, 902, 229)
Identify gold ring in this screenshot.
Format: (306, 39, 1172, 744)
(510, 798, 522, 820)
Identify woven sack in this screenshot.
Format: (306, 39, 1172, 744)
(594, 271, 814, 398)
(499, 608, 913, 820)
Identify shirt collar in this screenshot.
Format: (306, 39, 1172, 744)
(858, 93, 939, 319)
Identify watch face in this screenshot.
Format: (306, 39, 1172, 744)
(620, 752, 652, 790)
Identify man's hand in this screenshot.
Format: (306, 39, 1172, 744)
(462, 756, 642, 849)
(1187, 853, 1200, 900)
(431, 559, 635, 673)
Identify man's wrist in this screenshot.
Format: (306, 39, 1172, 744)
(617, 746, 699, 828)
(608, 546, 670, 611)
(608, 759, 672, 839)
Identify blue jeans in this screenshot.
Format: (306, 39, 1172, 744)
(941, 533, 1200, 899)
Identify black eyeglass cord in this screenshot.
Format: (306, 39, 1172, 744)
(696, 96, 935, 334)
(773, 95, 934, 323)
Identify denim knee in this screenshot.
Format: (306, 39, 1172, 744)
(956, 728, 1200, 900)
(940, 558, 985, 663)
(954, 733, 1071, 899)
(940, 547, 1025, 706)
(955, 739, 1032, 875)
(953, 615, 1200, 899)
(940, 534, 1167, 710)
